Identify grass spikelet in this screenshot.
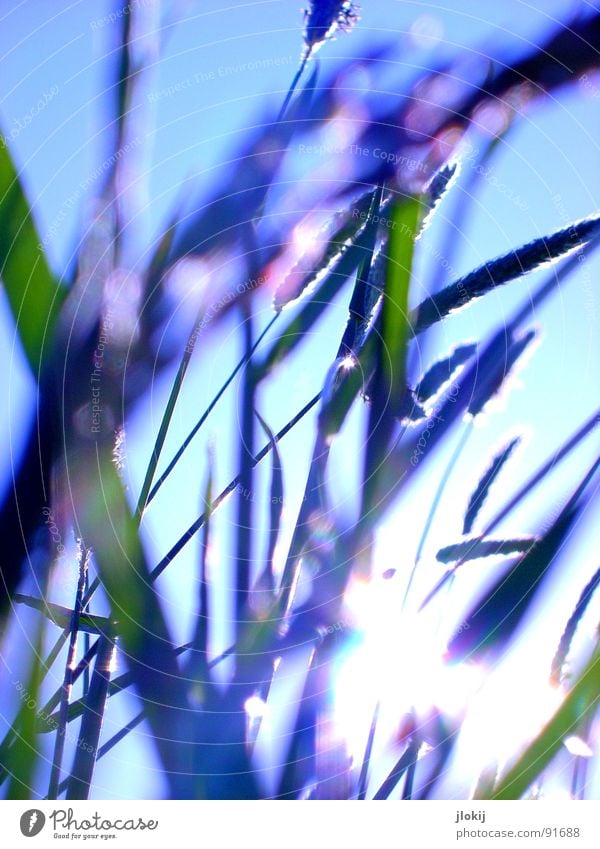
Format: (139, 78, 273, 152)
(550, 566, 600, 687)
(463, 436, 521, 534)
(436, 537, 536, 564)
(467, 329, 537, 417)
(303, 1, 360, 57)
(415, 343, 477, 405)
(412, 214, 600, 334)
(275, 190, 375, 311)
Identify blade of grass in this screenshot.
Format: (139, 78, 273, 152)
(486, 642, 600, 800)
(361, 196, 422, 522)
(420, 410, 599, 607)
(356, 701, 379, 800)
(47, 546, 89, 799)
(0, 135, 65, 372)
(234, 307, 256, 622)
(402, 424, 472, 610)
(4, 619, 46, 798)
(150, 391, 321, 582)
(145, 313, 278, 507)
(372, 737, 421, 800)
(13, 593, 114, 636)
(66, 636, 115, 800)
(71, 444, 192, 797)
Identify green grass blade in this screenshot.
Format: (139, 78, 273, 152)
(0, 136, 65, 372)
(71, 445, 191, 796)
(487, 643, 600, 799)
(13, 593, 115, 636)
(380, 198, 422, 404)
(4, 620, 46, 798)
(361, 196, 422, 520)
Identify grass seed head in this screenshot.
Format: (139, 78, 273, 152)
(303, 1, 360, 56)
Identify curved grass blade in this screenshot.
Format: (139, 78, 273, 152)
(411, 214, 600, 335)
(551, 566, 600, 687)
(486, 642, 600, 800)
(0, 136, 65, 372)
(463, 436, 521, 534)
(436, 537, 536, 564)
